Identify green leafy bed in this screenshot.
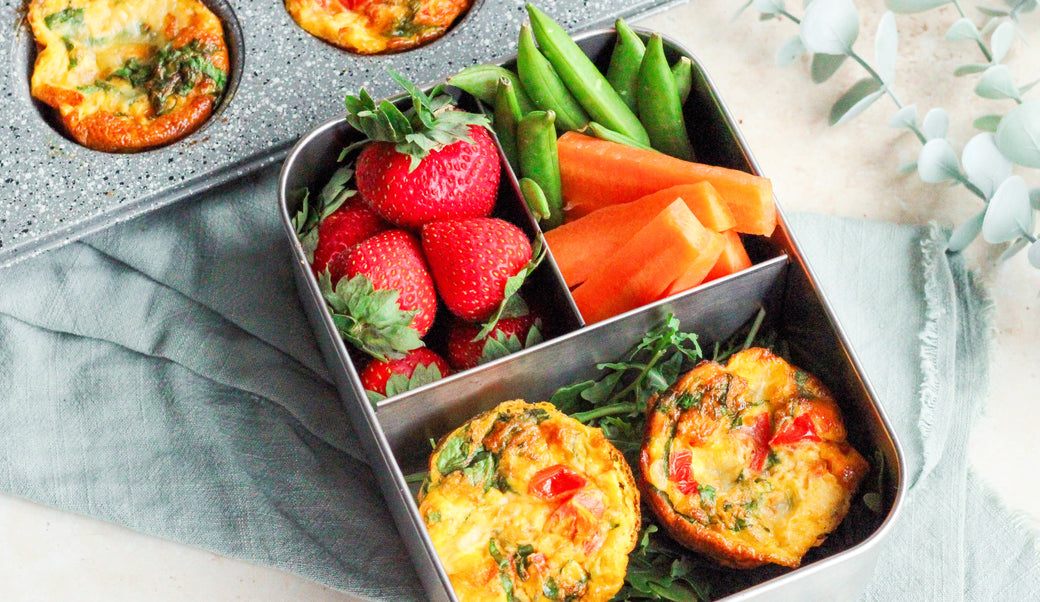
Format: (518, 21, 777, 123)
(546, 312, 886, 600)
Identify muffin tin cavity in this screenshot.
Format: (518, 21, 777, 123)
(21, 0, 243, 153)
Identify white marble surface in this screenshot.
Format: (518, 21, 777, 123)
(2, 1, 1037, 599)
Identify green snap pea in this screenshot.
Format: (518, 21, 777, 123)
(671, 56, 693, 107)
(526, 4, 650, 146)
(637, 34, 695, 161)
(493, 77, 523, 172)
(605, 18, 646, 113)
(517, 23, 589, 133)
(519, 177, 552, 224)
(446, 64, 536, 114)
(517, 110, 563, 230)
(584, 121, 657, 152)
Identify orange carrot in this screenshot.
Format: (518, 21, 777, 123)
(703, 230, 753, 283)
(664, 229, 725, 296)
(546, 183, 736, 287)
(558, 132, 776, 236)
(664, 182, 738, 232)
(570, 200, 714, 324)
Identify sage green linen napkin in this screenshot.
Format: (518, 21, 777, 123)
(0, 164, 1035, 600)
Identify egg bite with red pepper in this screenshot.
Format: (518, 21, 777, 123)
(285, 0, 473, 54)
(639, 347, 869, 569)
(417, 400, 640, 602)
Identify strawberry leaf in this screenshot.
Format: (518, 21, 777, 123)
(369, 361, 446, 403)
(344, 70, 490, 171)
(319, 271, 423, 361)
(293, 189, 320, 263)
(472, 238, 547, 340)
(318, 164, 357, 215)
(480, 331, 525, 364)
(478, 320, 544, 366)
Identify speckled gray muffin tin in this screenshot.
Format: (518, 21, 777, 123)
(0, 0, 683, 267)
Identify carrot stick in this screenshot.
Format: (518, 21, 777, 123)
(546, 183, 735, 287)
(558, 132, 776, 236)
(664, 229, 725, 296)
(703, 230, 753, 283)
(570, 200, 714, 324)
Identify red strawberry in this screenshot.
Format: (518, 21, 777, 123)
(322, 229, 437, 359)
(311, 202, 388, 274)
(447, 311, 543, 370)
(343, 72, 499, 231)
(421, 217, 535, 323)
(356, 124, 499, 230)
(359, 347, 451, 401)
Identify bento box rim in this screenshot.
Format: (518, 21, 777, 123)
(275, 25, 910, 600)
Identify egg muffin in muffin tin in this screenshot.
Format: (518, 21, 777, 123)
(640, 347, 870, 569)
(285, 0, 473, 54)
(28, 0, 229, 152)
(418, 400, 640, 602)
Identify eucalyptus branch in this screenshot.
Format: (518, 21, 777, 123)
(746, 0, 1040, 271)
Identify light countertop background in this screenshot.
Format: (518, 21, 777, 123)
(2, 1, 1037, 599)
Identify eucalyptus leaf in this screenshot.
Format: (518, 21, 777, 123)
(1029, 240, 1040, 269)
(885, 0, 951, 12)
(800, 0, 860, 55)
(889, 104, 918, 129)
(1032, 187, 1040, 210)
(995, 100, 1040, 167)
(831, 79, 884, 125)
(961, 132, 1012, 199)
(974, 114, 1003, 132)
(922, 107, 949, 140)
(976, 65, 1021, 101)
(752, 0, 786, 14)
(990, 21, 1016, 63)
(1022, 79, 1039, 94)
(875, 11, 898, 85)
(899, 160, 919, 174)
(982, 175, 1032, 243)
(954, 64, 990, 77)
(947, 210, 986, 252)
(811, 53, 846, 83)
(917, 138, 961, 182)
(946, 17, 980, 41)
(977, 6, 1010, 17)
(999, 236, 1030, 261)
(980, 16, 1001, 37)
(776, 35, 808, 66)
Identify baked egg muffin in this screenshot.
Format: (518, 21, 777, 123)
(418, 400, 640, 601)
(640, 347, 869, 569)
(285, 0, 473, 54)
(27, 0, 229, 152)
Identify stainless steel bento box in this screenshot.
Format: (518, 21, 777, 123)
(277, 29, 906, 602)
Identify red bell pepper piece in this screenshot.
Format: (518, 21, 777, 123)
(744, 412, 772, 471)
(669, 449, 700, 496)
(770, 414, 821, 446)
(529, 464, 587, 501)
